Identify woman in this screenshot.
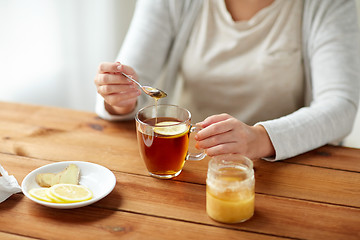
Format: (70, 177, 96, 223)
(94, 0, 360, 161)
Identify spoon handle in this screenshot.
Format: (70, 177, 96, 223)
(121, 72, 142, 88)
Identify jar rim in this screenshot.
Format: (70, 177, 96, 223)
(208, 154, 253, 171)
(206, 154, 254, 191)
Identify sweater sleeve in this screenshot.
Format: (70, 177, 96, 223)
(95, 0, 174, 121)
(256, 0, 360, 161)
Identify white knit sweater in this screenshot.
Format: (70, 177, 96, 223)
(96, 0, 360, 160)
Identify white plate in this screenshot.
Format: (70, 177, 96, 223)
(22, 161, 116, 209)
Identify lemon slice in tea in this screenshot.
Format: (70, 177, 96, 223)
(49, 184, 93, 203)
(153, 121, 189, 137)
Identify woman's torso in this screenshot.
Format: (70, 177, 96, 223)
(180, 0, 304, 125)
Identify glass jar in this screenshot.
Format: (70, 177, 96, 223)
(206, 154, 255, 223)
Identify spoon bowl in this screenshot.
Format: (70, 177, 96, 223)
(122, 73, 167, 99)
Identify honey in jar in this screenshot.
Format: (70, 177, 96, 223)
(206, 155, 255, 223)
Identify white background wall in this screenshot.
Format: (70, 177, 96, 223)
(0, 0, 359, 148)
(0, 0, 136, 111)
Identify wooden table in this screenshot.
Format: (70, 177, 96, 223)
(0, 101, 359, 240)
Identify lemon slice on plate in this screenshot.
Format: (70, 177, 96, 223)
(153, 121, 189, 137)
(46, 189, 65, 203)
(29, 188, 53, 203)
(49, 184, 93, 203)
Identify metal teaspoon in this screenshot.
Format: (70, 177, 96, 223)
(121, 72, 167, 99)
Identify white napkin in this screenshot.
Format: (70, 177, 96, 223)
(0, 163, 22, 203)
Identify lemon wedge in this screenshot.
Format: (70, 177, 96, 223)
(29, 188, 53, 203)
(49, 184, 93, 203)
(153, 121, 189, 137)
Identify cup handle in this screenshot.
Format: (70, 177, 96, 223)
(186, 125, 206, 161)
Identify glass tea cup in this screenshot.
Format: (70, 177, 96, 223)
(135, 104, 206, 179)
(206, 154, 255, 223)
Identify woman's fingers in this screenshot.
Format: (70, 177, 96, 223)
(116, 62, 137, 76)
(204, 142, 240, 157)
(98, 62, 119, 74)
(195, 112, 276, 159)
(95, 62, 139, 88)
(97, 83, 140, 95)
(195, 116, 241, 156)
(199, 113, 232, 128)
(104, 91, 140, 107)
(95, 62, 141, 115)
(95, 73, 133, 86)
(195, 114, 254, 157)
(98, 61, 136, 74)
(196, 129, 236, 148)
(196, 115, 235, 141)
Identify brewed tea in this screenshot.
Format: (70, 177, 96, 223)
(137, 117, 190, 177)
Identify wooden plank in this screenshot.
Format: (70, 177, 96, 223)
(98, 172, 360, 240)
(1, 154, 359, 240)
(252, 159, 360, 208)
(0, 232, 33, 240)
(1, 101, 360, 240)
(0, 195, 282, 240)
(285, 145, 360, 172)
(2, 135, 360, 209)
(1, 101, 359, 172)
(0, 101, 135, 133)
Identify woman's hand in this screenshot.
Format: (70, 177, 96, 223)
(94, 62, 141, 115)
(195, 114, 275, 159)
